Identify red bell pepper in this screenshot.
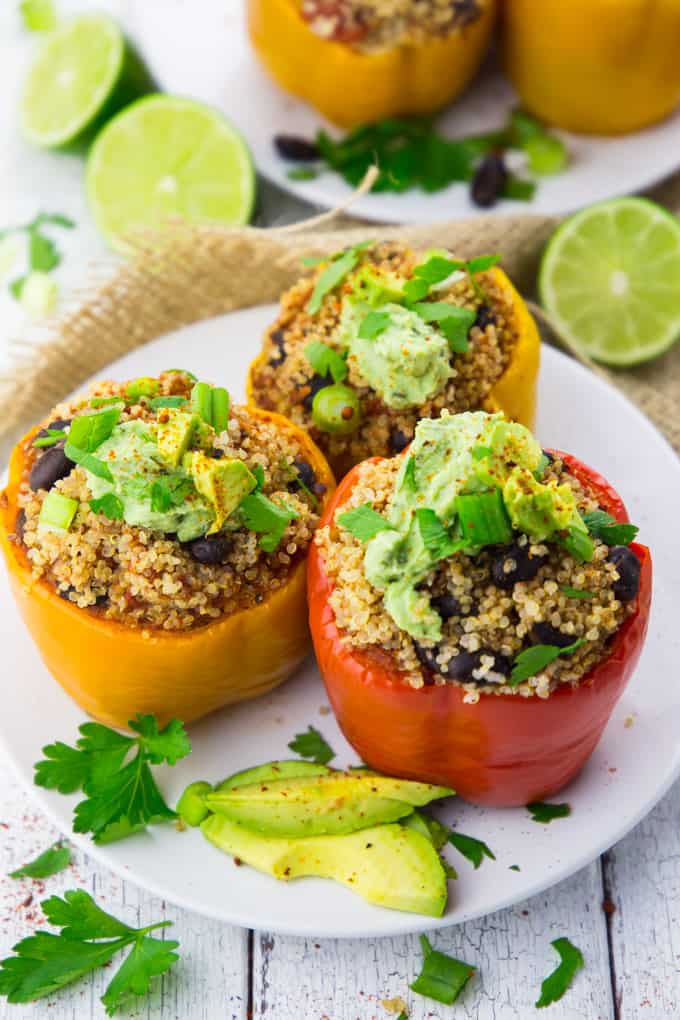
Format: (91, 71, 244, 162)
(307, 451, 652, 807)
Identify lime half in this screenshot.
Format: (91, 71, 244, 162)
(539, 198, 680, 366)
(20, 14, 150, 148)
(86, 95, 256, 250)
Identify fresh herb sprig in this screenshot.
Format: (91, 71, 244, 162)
(0, 890, 179, 1015)
(288, 726, 335, 765)
(581, 510, 638, 546)
(9, 843, 71, 880)
(33, 714, 191, 844)
(528, 802, 571, 824)
(448, 831, 496, 870)
(536, 937, 584, 1008)
(239, 492, 299, 552)
(307, 241, 372, 313)
(337, 503, 395, 542)
(305, 341, 348, 382)
(2, 211, 75, 303)
(510, 640, 585, 687)
(410, 935, 475, 1005)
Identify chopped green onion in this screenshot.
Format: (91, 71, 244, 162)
(89, 397, 125, 409)
(19, 271, 57, 318)
(211, 388, 230, 433)
(191, 382, 213, 426)
(456, 490, 512, 547)
(165, 368, 197, 381)
(410, 935, 475, 1006)
(557, 526, 595, 563)
(125, 377, 159, 402)
(33, 428, 66, 449)
(150, 396, 188, 410)
(416, 508, 463, 560)
(39, 492, 78, 532)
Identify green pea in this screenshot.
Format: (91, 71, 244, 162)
(311, 384, 361, 435)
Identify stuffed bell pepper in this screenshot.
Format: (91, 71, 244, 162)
(0, 371, 334, 729)
(308, 411, 651, 806)
(247, 0, 497, 128)
(248, 242, 539, 479)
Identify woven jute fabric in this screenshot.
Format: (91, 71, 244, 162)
(1, 201, 679, 453)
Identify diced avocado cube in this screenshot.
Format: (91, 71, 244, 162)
(188, 452, 257, 533)
(39, 491, 78, 532)
(157, 409, 198, 467)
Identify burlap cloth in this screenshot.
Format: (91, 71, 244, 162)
(2, 177, 680, 453)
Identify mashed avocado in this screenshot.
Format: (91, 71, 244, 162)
(338, 300, 452, 410)
(362, 412, 582, 641)
(86, 420, 213, 541)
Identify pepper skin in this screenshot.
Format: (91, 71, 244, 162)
(247, 266, 540, 479)
(307, 452, 652, 807)
(502, 0, 680, 135)
(246, 0, 497, 129)
(0, 410, 334, 730)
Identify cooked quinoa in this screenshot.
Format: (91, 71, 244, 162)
(11, 372, 324, 631)
(251, 242, 518, 472)
(301, 0, 486, 50)
(316, 450, 636, 700)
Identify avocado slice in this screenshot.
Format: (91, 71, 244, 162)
(187, 451, 257, 533)
(204, 772, 453, 838)
(216, 760, 332, 792)
(403, 810, 449, 850)
(201, 815, 448, 917)
(157, 409, 198, 468)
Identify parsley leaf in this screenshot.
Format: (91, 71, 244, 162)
(307, 243, 370, 314)
(304, 340, 348, 383)
(509, 640, 585, 687)
(535, 937, 584, 1008)
(240, 492, 299, 552)
(33, 715, 191, 844)
(336, 503, 395, 542)
(410, 935, 475, 1005)
(89, 493, 124, 520)
(288, 726, 335, 765)
(0, 889, 179, 1014)
(9, 844, 71, 880)
(358, 310, 391, 340)
(528, 802, 571, 824)
(415, 508, 462, 560)
(581, 510, 638, 546)
(448, 831, 496, 869)
(560, 585, 595, 600)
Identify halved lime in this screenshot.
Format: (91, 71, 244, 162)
(20, 14, 151, 149)
(86, 95, 256, 251)
(539, 198, 680, 366)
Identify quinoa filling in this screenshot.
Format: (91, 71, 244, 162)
(13, 372, 323, 631)
(301, 0, 485, 50)
(251, 242, 518, 467)
(315, 412, 640, 699)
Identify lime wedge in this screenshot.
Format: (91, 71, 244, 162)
(539, 198, 680, 366)
(86, 95, 256, 250)
(20, 14, 151, 149)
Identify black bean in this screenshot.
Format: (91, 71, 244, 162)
(29, 445, 73, 491)
(491, 543, 547, 589)
(542, 449, 555, 463)
(185, 534, 233, 565)
(268, 328, 287, 368)
(289, 459, 316, 491)
(471, 153, 508, 209)
(530, 622, 575, 649)
(211, 447, 225, 459)
(313, 481, 328, 496)
(474, 304, 497, 330)
(609, 545, 641, 602)
(14, 509, 26, 543)
(430, 593, 463, 621)
(389, 427, 411, 454)
(35, 418, 71, 441)
(301, 373, 332, 412)
(274, 135, 320, 162)
(414, 643, 511, 683)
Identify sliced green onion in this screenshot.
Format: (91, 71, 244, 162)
(20, 271, 57, 319)
(125, 377, 159, 401)
(456, 490, 512, 547)
(557, 527, 595, 563)
(211, 388, 230, 433)
(39, 492, 78, 532)
(191, 382, 213, 426)
(165, 368, 198, 382)
(150, 395, 188, 410)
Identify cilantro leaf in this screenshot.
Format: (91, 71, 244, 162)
(150, 476, 193, 513)
(412, 254, 463, 286)
(402, 277, 431, 303)
(581, 510, 638, 546)
(67, 408, 121, 452)
(29, 230, 59, 273)
(33, 715, 190, 844)
(63, 443, 113, 483)
(0, 889, 178, 1013)
(403, 455, 417, 491)
(90, 493, 124, 520)
(288, 726, 335, 765)
(509, 640, 585, 687)
(535, 937, 584, 1008)
(410, 301, 475, 352)
(358, 310, 391, 340)
(304, 340, 348, 383)
(240, 492, 298, 552)
(307, 243, 370, 314)
(560, 586, 594, 600)
(336, 503, 395, 542)
(448, 831, 496, 869)
(410, 935, 475, 1005)
(9, 844, 71, 880)
(528, 801, 571, 824)
(466, 254, 501, 274)
(415, 508, 462, 560)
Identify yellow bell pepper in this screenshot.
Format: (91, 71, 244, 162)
(502, 0, 680, 135)
(0, 409, 335, 730)
(246, 0, 497, 129)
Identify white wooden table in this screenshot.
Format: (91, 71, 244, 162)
(2, 2, 680, 1017)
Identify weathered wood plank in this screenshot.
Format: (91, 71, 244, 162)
(252, 863, 614, 1020)
(0, 762, 248, 1020)
(604, 780, 680, 1019)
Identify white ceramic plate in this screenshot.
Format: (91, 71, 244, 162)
(127, 2, 680, 223)
(1, 304, 679, 938)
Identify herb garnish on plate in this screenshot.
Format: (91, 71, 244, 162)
(9, 843, 71, 880)
(288, 726, 335, 766)
(535, 937, 584, 1008)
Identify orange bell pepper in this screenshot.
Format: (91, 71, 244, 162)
(307, 451, 652, 807)
(502, 0, 680, 135)
(246, 0, 497, 128)
(0, 410, 334, 730)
